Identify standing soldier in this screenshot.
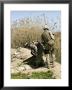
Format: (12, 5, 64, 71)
(41, 24, 55, 68)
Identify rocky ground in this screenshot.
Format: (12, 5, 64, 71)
(11, 47, 61, 79)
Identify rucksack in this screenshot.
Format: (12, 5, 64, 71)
(41, 30, 55, 51)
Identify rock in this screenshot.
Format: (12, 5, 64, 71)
(11, 47, 61, 79)
(18, 66, 26, 71)
(11, 68, 19, 74)
(24, 65, 32, 70)
(11, 48, 33, 74)
(11, 47, 32, 60)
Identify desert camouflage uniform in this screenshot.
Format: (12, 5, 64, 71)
(24, 41, 38, 56)
(41, 25, 55, 68)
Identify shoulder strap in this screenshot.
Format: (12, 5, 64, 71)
(49, 31, 55, 40)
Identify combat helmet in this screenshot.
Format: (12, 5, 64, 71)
(43, 24, 49, 30)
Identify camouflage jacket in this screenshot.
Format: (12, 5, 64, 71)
(41, 30, 55, 50)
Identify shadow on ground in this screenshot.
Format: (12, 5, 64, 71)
(23, 55, 45, 69)
(23, 42, 45, 69)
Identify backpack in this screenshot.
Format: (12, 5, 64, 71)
(41, 30, 55, 51)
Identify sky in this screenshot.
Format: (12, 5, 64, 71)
(11, 11, 61, 32)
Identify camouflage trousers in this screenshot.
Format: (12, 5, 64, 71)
(42, 53, 55, 68)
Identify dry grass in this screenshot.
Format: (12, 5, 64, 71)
(11, 27, 61, 63)
(11, 27, 43, 48)
(54, 32, 61, 63)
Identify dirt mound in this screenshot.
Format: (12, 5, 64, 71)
(11, 47, 61, 79)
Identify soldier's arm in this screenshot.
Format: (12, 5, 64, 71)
(49, 31, 55, 40)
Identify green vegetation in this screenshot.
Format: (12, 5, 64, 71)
(11, 16, 61, 79)
(11, 70, 54, 79)
(11, 72, 29, 79)
(30, 70, 54, 79)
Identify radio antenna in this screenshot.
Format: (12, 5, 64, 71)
(43, 13, 46, 25)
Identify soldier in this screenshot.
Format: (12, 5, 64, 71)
(24, 41, 38, 56)
(41, 24, 55, 68)
(30, 41, 38, 56)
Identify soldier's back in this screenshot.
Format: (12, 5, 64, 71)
(41, 30, 55, 54)
(41, 30, 50, 43)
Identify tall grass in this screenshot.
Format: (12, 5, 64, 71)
(11, 27, 43, 48)
(11, 27, 61, 63)
(54, 32, 61, 63)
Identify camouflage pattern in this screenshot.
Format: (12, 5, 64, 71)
(41, 26, 55, 68)
(30, 43, 38, 56)
(24, 42, 38, 56)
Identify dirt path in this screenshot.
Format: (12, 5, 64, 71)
(11, 48, 61, 79)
